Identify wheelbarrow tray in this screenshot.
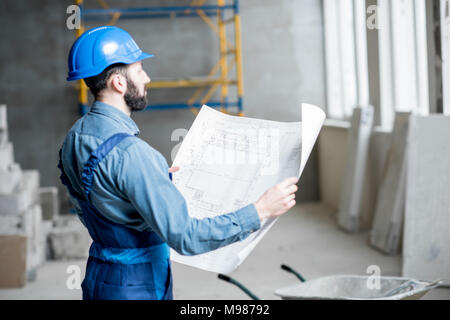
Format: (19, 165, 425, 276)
(274, 275, 441, 300)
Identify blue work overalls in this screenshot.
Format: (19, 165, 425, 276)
(58, 133, 173, 300)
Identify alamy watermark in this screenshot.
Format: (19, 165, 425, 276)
(366, 264, 381, 290)
(66, 5, 81, 30)
(366, 5, 379, 30)
(66, 263, 383, 291)
(66, 264, 82, 290)
(67, 4, 381, 32)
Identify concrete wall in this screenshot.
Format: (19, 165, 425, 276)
(0, 0, 326, 209)
(0, 0, 78, 212)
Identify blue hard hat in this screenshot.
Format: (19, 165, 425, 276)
(67, 26, 153, 81)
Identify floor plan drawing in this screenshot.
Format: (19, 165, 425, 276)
(170, 104, 325, 273)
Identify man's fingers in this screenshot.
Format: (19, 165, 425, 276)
(168, 166, 180, 173)
(279, 176, 298, 188)
(283, 194, 295, 207)
(286, 184, 298, 194)
(287, 200, 296, 209)
(286, 194, 295, 202)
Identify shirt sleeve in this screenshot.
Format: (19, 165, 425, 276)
(116, 139, 261, 256)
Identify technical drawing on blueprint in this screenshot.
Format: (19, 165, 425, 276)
(170, 104, 326, 273)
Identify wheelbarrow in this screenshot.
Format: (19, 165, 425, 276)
(217, 264, 442, 300)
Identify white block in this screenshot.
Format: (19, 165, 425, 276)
(337, 106, 374, 232)
(370, 112, 410, 255)
(0, 170, 39, 215)
(0, 142, 14, 172)
(39, 187, 59, 221)
(0, 163, 22, 194)
(25, 205, 44, 275)
(48, 215, 91, 260)
(41, 220, 53, 261)
(0, 203, 44, 281)
(403, 115, 450, 285)
(0, 213, 22, 234)
(0, 205, 40, 237)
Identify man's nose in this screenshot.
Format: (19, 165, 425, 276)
(144, 71, 151, 84)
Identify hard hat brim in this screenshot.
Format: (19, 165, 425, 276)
(67, 51, 154, 81)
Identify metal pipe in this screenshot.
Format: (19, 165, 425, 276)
(217, 274, 260, 300)
(145, 101, 239, 110)
(281, 264, 306, 282)
(234, 0, 244, 115)
(83, 5, 234, 16)
(217, 0, 228, 113)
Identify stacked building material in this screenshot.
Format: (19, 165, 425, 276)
(0, 105, 90, 283)
(0, 105, 44, 286)
(47, 214, 91, 260)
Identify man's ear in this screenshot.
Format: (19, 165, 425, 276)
(109, 74, 127, 95)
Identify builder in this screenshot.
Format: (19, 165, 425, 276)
(59, 26, 298, 300)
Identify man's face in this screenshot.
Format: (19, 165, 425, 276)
(124, 61, 151, 112)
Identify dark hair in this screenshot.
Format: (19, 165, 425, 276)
(83, 63, 128, 98)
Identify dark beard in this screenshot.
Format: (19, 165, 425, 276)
(124, 78, 148, 112)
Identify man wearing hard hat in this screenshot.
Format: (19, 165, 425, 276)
(59, 26, 298, 300)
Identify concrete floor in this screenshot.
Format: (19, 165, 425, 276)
(0, 202, 448, 300)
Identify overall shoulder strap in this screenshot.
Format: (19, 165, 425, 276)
(81, 132, 134, 200)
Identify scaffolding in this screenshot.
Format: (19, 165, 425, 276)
(74, 0, 244, 116)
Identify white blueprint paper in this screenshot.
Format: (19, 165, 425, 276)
(170, 104, 326, 273)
